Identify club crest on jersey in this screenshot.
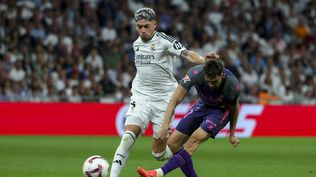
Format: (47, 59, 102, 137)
(151, 44, 155, 51)
(183, 75, 191, 83)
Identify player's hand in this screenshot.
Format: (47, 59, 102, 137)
(229, 135, 240, 147)
(158, 127, 169, 143)
(205, 52, 219, 62)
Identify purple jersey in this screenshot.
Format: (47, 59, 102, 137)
(176, 65, 240, 137)
(179, 65, 240, 108)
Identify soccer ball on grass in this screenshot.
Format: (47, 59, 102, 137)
(82, 155, 110, 177)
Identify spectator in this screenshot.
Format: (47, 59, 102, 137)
(9, 60, 26, 82)
(100, 19, 117, 41)
(85, 47, 103, 70)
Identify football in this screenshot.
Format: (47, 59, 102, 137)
(82, 155, 110, 177)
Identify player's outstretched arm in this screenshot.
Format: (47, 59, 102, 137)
(180, 50, 219, 64)
(158, 85, 187, 142)
(180, 50, 205, 64)
(229, 101, 240, 147)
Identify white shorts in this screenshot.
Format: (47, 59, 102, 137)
(125, 97, 173, 138)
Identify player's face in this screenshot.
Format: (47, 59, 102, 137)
(204, 74, 224, 90)
(136, 19, 157, 42)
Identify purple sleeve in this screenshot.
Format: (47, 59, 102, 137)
(179, 66, 203, 90)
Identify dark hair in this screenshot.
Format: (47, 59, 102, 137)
(203, 59, 224, 78)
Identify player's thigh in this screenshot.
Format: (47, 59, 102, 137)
(125, 98, 151, 133)
(200, 108, 230, 138)
(184, 127, 210, 155)
(175, 104, 205, 136)
(167, 130, 190, 153)
(151, 100, 173, 139)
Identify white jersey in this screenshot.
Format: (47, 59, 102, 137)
(131, 31, 186, 101)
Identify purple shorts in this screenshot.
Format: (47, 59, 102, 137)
(175, 104, 230, 138)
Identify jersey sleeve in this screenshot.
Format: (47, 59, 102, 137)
(179, 66, 202, 90)
(158, 32, 187, 56)
(167, 40, 187, 56)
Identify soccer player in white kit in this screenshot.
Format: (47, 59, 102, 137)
(109, 7, 217, 177)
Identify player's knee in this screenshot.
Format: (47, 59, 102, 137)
(151, 145, 173, 161)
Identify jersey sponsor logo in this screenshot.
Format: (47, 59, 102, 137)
(135, 54, 154, 65)
(135, 59, 151, 65)
(173, 41, 183, 50)
(135, 54, 155, 60)
(182, 75, 191, 83)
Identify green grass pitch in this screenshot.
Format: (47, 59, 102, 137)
(0, 136, 315, 177)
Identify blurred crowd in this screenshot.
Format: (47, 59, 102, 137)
(0, 0, 315, 104)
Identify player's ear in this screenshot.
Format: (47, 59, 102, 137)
(153, 20, 157, 27)
(221, 72, 225, 79)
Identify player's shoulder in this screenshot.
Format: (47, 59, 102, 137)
(155, 32, 177, 44)
(185, 65, 204, 82)
(187, 65, 204, 76)
(223, 68, 240, 98)
(133, 37, 142, 45)
(224, 69, 239, 85)
(179, 65, 204, 88)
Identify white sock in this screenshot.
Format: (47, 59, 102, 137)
(109, 131, 136, 177)
(164, 145, 173, 160)
(156, 168, 164, 177)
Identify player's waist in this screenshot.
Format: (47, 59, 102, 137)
(196, 100, 229, 110)
(133, 75, 177, 86)
(131, 89, 173, 101)
(131, 85, 176, 95)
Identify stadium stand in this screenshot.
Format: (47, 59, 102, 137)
(0, 0, 315, 104)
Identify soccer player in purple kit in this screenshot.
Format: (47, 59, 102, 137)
(137, 59, 241, 177)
